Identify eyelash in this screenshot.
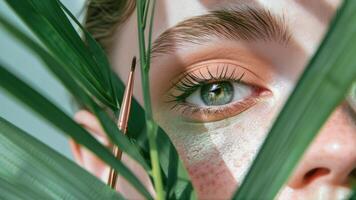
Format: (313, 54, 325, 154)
(168, 64, 245, 104)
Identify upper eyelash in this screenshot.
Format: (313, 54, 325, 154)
(167, 64, 245, 104)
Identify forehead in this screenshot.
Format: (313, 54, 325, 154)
(153, 0, 340, 55)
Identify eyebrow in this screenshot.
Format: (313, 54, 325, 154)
(151, 6, 291, 57)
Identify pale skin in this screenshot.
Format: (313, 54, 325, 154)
(70, 0, 356, 199)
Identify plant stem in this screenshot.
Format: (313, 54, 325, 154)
(136, 0, 164, 199)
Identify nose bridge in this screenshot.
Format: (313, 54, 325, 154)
(288, 104, 356, 188)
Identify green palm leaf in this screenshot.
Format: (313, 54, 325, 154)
(0, 14, 150, 173)
(1, 0, 192, 198)
(0, 117, 125, 200)
(0, 65, 152, 199)
(5, 0, 118, 110)
(136, 0, 166, 199)
(232, 0, 356, 199)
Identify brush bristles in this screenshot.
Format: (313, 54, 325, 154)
(131, 56, 136, 71)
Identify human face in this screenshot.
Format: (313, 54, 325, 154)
(79, 0, 356, 199)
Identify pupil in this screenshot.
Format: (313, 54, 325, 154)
(211, 87, 222, 96)
(201, 81, 233, 106)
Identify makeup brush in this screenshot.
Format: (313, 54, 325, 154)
(107, 57, 136, 189)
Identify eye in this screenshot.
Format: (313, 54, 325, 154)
(186, 81, 252, 107)
(167, 62, 270, 122)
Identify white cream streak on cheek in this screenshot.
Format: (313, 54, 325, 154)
(182, 133, 215, 164)
(155, 116, 239, 198)
(211, 78, 295, 185)
(207, 100, 280, 182)
(161, 101, 279, 199)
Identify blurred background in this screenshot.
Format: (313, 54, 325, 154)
(0, 0, 86, 160)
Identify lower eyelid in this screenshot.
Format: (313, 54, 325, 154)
(173, 87, 271, 123)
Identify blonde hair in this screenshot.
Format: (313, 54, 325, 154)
(85, 0, 136, 49)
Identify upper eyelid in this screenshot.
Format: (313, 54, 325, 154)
(168, 60, 267, 95)
(178, 64, 243, 85)
(171, 60, 264, 84)
(173, 64, 245, 88)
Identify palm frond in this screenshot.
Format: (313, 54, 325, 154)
(5, 0, 118, 110)
(0, 117, 124, 200)
(1, 0, 192, 199)
(0, 64, 152, 199)
(135, 0, 165, 199)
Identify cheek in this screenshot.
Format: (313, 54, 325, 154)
(206, 101, 279, 182)
(156, 99, 283, 198)
(153, 74, 294, 198)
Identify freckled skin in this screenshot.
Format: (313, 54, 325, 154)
(187, 158, 236, 198)
(72, 0, 356, 199)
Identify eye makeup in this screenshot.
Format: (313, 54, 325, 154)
(165, 60, 271, 122)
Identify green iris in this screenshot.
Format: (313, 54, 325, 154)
(200, 81, 234, 106)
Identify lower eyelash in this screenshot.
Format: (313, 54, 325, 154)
(170, 97, 260, 122)
(171, 102, 218, 115)
(167, 64, 245, 104)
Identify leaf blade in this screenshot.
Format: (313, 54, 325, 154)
(4, 0, 117, 109)
(0, 65, 153, 199)
(0, 14, 150, 172)
(0, 117, 125, 200)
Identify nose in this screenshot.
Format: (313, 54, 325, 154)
(287, 103, 356, 188)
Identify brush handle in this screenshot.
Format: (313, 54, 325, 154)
(107, 146, 123, 188)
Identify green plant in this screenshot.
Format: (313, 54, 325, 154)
(0, 0, 191, 199)
(0, 0, 355, 200)
(136, 1, 165, 199)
